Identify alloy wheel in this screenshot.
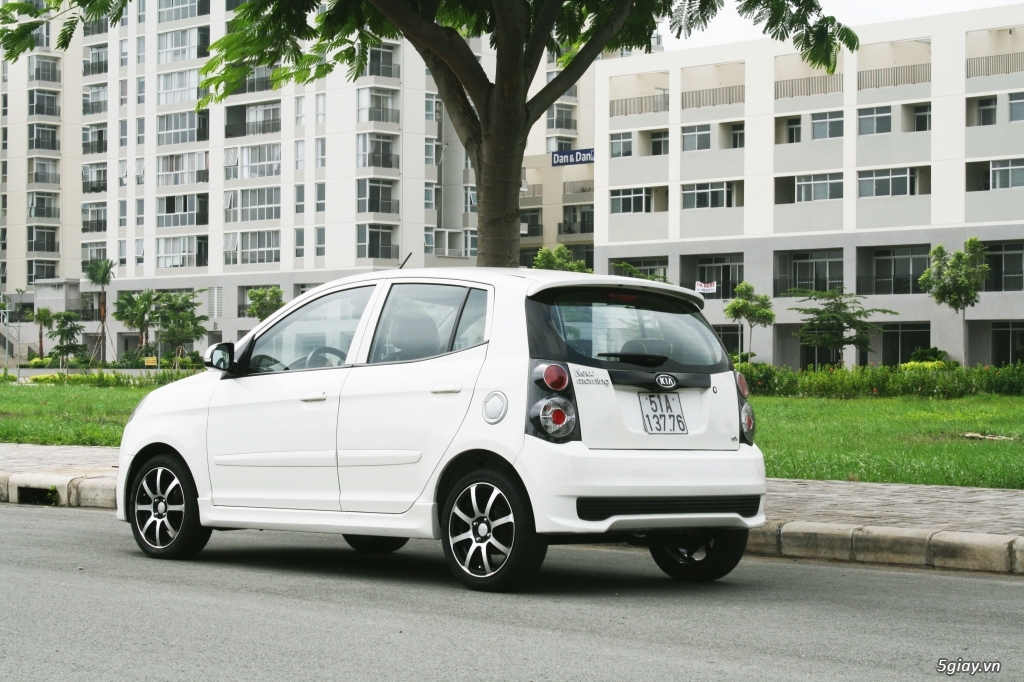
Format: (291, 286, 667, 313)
(448, 483, 516, 577)
(134, 467, 185, 549)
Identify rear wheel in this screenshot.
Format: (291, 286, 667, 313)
(441, 468, 547, 592)
(649, 529, 748, 582)
(130, 454, 211, 560)
(343, 535, 409, 554)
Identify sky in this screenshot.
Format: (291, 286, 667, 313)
(662, 0, 1023, 51)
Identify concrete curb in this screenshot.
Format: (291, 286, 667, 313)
(1, 470, 1022, 576)
(747, 521, 1024, 576)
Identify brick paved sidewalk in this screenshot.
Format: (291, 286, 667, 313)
(3, 443, 1024, 536)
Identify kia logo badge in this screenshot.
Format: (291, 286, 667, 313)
(655, 374, 677, 390)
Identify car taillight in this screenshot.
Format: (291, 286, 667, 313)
(735, 370, 755, 444)
(527, 360, 581, 443)
(735, 372, 749, 399)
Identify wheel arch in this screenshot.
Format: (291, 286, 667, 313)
(433, 449, 530, 527)
(123, 442, 187, 513)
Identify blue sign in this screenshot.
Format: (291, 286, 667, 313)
(552, 148, 595, 166)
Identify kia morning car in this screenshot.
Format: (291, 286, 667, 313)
(117, 269, 765, 591)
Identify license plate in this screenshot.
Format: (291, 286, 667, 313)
(638, 393, 687, 434)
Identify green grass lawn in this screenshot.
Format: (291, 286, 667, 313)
(0, 384, 151, 447)
(754, 395, 1024, 489)
(1, 385, 1022, 489)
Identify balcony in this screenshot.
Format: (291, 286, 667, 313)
(547, 117, 577, 131)
(28, 241, 59, 254)
(774, 73, 843, 100)
(360, 199, 400, 214)
(29, 138, 60, 151)
(773, 276, 843, 297)
(521, 184, 543, 198)
(28, 206, 60, 219)
(30, 68, 61, 83)
(232, 77, 274, 95)
(363, 62, 400, 79)
(562, 180, 593, 195)
(983, 271, 1024, 292)
(856, 275, 925, 296)
(558, 221, 594, 235)
(31, 172, 60, 184)
(360, 244, 399, 259)
(358, 153, 400, 169)
(681, 85, 744, 110)
(521, 223, 543, 238)
(967, 51, 1024, 79)
(77, 309, 101, 322)
(157, 170, 209, 186)
(83, 60, 108, 76)
(609, 94, 670, 117)
(83, 100, 108, 115)
(682, 279, 742, 300)
(224, 118, 282, 138)
(82, 19, 108, 38)
(83, 140, 107, 155)
(29, 104, 61, 117)
(82, 179, 108, 193)
(358, 107, 400, 123)
(82, 219, 107, 233)
(857, 64, 930, 90)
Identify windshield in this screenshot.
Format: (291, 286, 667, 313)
(526, 287, 730, 373)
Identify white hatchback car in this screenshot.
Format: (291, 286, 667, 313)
(117, 268, 765, 591)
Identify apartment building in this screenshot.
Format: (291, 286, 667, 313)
(1, 0, 502, 354)
(594, 4, 1024, 368)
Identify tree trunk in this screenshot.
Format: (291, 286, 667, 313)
(99, 289, 107, 364)
(38, 325, 44, 359)
(962, 309, 968, 367)
(475, 134, 528, 268)
(748, 325, 753, 364)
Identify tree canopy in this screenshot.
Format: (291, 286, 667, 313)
(723, 281, 774, 362)
(789, 288, 895, 358)
(246, 286, 286, 321)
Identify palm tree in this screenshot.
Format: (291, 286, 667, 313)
(113, 289, 160, 351)
(86, 259, 116, 363)
(156, 291, 208, 369)
(28, 307, 55, 361)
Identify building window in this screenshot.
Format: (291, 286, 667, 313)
(681, 124, 710, 151)
(787, 117, 801, 143)
(158, 193, 208, 227)
(465, 230, 478, 257)
(119, 79, 127, 106)
(424, 227, 434, 254)
(120, 119, 128, 147)
(779, 250, 844, 295)
(796, 173, 843, 201)
(158, 0, 202, 23)
(315, 226, 325, 256)
(238, 187, 282, 221)
(295, 95, 304, 126)
(610, 187, 651, 213)
(119, 199, 127, 227)
(425, 93, 441, 121)
(546, 136, 573, 152)
(520, 208, 542, 237)
(120, 39, 128, 67)
(315, 93, 326, 123)
(156, 235, 207, 268)
(157, 27, 209, 63)
(294, 228, 304, 257)
(222, 233, 238, 265)
(239, 143, 281, 178)
(698, 255, 744, 300)
(137, 117, 145, 144)
(139, 0, 147, 22)
(135, 238, 144, 265)
(357, 224, 395, 259)
(609, 132, 631, 158)
(315, 182, 325, 212)
(992, 322, 1024, 366)
(731, 123, 745, 149)
(239, 230, 281, 264)
(424, 183, 438, 210)
(424, 137, 438, 165)
(156, 151, 209, 186)
(519, 247, 539, 267)
(858, 106, 891, 135)
(991, 159, 1024, 189)
(870, 247, 929, 295)
(811, 111, 843, 139)
(984, 242, 1023, 292)
(29, 226, 59, 253)
(881, 323, 930, 366)
(651, 130, 669, 155)
(357, 179, 396, 213)
(615, 258, 667, 280)
(294, 184, 304, 213)
(136, 198, 145, 225)
(136, 76, 146, 104)
(315, 137, 326, 167)
(295, 139, 305, 170)
(682, 182, 736, 209)
(137, 36, 146, 63)
(546, 103, 575, 129)
(858, 168, 925, 197)
(978, 97, 997, 126)
(1010, 93, 1024, 122)
(463, 185, 477, 213)
(27, 260, 58, 284)
(914, 104, 931, 131)
(712, 325, 744, 355)
(157, 110, 208, 145)
(156, 68, 200, 105)
(135, 157, 145, 184)
(560, 204, 594, 234)
(118, 239, 127, 266)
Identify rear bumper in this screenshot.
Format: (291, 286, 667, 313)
(514, 437, 766, 534)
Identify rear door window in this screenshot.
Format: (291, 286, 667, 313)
(526, 287, 730, 373)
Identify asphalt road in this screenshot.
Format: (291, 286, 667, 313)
(1, 504, 1020, 682)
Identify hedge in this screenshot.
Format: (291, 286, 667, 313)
(735, 362, 1024, 399)
(27, 370, 199, 388)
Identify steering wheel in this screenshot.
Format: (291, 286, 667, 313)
(305, 346, 347, 369)
(249, 354, 287, 373)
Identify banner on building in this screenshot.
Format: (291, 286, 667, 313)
(551, 148, 595, 166)
(695, 281, 717, 294)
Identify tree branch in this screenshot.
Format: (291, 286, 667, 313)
(526, 0, 635, 124)
(418, 47, 483, 165)
(521, 0, 564, 80)
(365, 0, 491, 108)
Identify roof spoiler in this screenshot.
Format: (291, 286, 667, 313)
(526, 276, 705, 310)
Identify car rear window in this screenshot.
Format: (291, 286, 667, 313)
(526, 287, 730, 373)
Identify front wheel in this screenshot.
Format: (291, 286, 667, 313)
(441, 469, 547, 592)
(649, 529, 749, 582)
(343, 535, 409, 553)
(130, 454, 211, 560)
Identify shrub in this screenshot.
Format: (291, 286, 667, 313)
(27, 369, 199, 388)
(0, 369, 16, 383)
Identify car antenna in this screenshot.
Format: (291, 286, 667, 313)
(398, 252, 412, 269)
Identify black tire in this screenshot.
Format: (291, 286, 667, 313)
(649, 528, 749, 582)
(343, 535, 409, 553)
(129, 454, 211, 560)
(441, 468, 547, 592)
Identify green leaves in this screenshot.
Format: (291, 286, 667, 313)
(919, 237, 990, 315)
(789, 288, 896, 354)
(536, 245, 592, 272)
(245, 286, 285, 321)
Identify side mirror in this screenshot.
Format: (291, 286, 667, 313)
(204, 342, 235, 372)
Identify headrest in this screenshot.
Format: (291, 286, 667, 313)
(621, 338, 674, 356)
(389, 312, 440, 355)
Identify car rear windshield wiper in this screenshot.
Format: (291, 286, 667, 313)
(596, 352, 669, 367)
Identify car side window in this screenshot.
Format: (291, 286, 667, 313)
(453, 288, 488, 350)
(247, 286, 374, 374)
(368, 284, 487, 364)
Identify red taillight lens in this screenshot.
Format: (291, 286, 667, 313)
(537, 397, 576, 437)
(542, 364, 569, 392)
(735, 372, 749, 399)
(740, 402, 756, 442)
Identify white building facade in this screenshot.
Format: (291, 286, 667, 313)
(593, 4, 1024, 368)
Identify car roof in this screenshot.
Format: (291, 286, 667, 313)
(316, 268, 705, 309)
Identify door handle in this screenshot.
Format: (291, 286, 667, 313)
(430, 380, 462, 394)
(301, 390, 328, 402)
